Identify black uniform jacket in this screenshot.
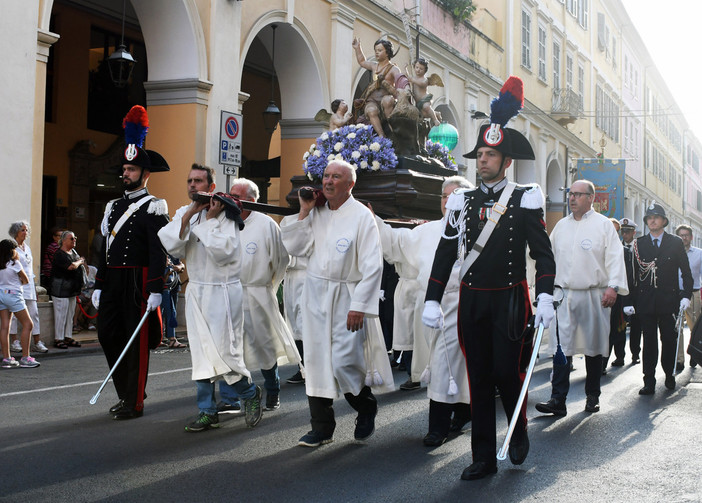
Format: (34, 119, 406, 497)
(633, 232, 692, 316)
(95, 188, 169, 294)
(426, 183, 555, 302)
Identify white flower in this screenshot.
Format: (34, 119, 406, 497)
(303, 152, 309, 160)
(307, 172, 314, 181)
(314, 151, 321, 157)
(309, 143, 316, 152)
(327, 154, 335, 161)
(351, 151, 361, 160)
(352, 163, 359, 170)
(359, 145, 369, 151)
(371, 160, 380, 171)
(370, 142, 380, 152)
(360, 160, 368, 169)
(335, 153, 344, 160)
(304, 161, 308, 168)
(347, 132, 356, 139)
(334, 142, 343, 152)
(321, 133, 329, 141)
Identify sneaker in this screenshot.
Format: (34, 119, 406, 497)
(185, 412, 220, 432)
(216, 400, 242, 415)
(243, 386, 263, 428)
(10, 340, 22, 353)
(19, 356, 40, 368)
(354, 409, 377, 441)
(266, 393, 280, 411)
(298, 430, 333, 447)
(31, 341, 49, 353)
(399, 378, 421, 391)
(1, 357, 19, 369)
(286, 370, 305, 384)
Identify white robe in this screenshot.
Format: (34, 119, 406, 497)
(379, 218, 470, 403)
(549, 210, 629, 356)
(281, 214, 308, 341)
(281, 196, 394, 399)
(239, 211, 300, 370)
(158, 205, 250, 384)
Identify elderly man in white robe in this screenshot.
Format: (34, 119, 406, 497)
(535, 179, 628, 416)
(158, 164, 262, 432)
(229, 178, 300, 412)
(281, 160, 393, 448)
(373, 175, 473, 446)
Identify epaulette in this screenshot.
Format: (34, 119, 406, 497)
(445, 187, 476, 212)
(147, 198, 169, 216)
(518, 183, 544, 209)
(100, 198, 119, 236)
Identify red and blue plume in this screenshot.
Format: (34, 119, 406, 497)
(122, 105, 149, 147)
(489, 76, 524, 127)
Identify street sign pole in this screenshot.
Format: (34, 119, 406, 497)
(219, 110, 243, 190)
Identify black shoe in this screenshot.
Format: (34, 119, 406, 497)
(460, 461, 497, 481)
(265, 393, 280, 411)
(611, 358, 625, 367)
(112, 408, 143, 420)
(243, 386, 263, 428)
(509, 432, 529, 465)
(691, 358, 698, 368)
(399, 378, 421, 391)
(354, 409, 377, 441)
(286, 370, 305, 384)
(449, 415, 472, 433)
(639, 385, 655, 395)
(535, 399, 567, 416)
(109, 399, 125, 414)
(631, 355, 640, 365)
(585, 395, 600, 413)
(665, 374, 676, 390)
(423, 431, 447, 447)
(298, 430, 333, 447)
(216, 400, 242, 415)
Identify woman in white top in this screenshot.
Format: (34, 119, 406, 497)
(8, 221, 47, 354)
(0, 239, 39, 368)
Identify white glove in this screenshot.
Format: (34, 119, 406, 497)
(534, 293, 555, 329)
(422, 300, 444, 329)
(146, 292, 162, 312)
(623, 306, 635, 316)
(92, 289, 101, 310)
(680, 298, 691, 311)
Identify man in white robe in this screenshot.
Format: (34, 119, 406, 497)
(229, 179, 300, 411)
(158, 164, 262, 432)
(374, 176, 473, 446)
(536, 179, 628, 416)
(281, 160, 393, 448)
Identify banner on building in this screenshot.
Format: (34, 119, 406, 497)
(575, 158, 626, 220)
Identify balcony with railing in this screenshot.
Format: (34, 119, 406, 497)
(551, 88, 584, 125)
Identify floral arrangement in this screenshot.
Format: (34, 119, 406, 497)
(424, 140, 457, 170)
(303, 124, 397, 181)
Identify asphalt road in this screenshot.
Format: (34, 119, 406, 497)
(1, 339, 701, 503)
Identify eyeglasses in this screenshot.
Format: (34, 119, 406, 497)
(568, 191, 593, 198)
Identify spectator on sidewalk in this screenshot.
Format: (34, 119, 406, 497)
(40, 227, 62, 292)
(51, 231, 85, 349)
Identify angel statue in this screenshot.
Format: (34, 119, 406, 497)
(405, 58, 444, 127)
(314, 99, 352, 131)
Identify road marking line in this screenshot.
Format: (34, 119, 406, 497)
(0, 367, 191, 398)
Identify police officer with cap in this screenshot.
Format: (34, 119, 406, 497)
(92, 105, 170, 420)
(423, 77, 555, 480)
(628, 202, 692, 395)
(620, 217, 641, 363)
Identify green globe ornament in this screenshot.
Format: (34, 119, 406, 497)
(428, 122, 459, 152)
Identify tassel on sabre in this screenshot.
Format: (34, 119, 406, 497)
(497, 321, 544, 461)
(89, 309, 151, 405)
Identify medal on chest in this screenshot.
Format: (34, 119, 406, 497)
(478, 202, 494, 230)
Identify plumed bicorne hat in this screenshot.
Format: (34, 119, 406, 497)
(121, 105, 170, 172)
(644, 201, 668, 227)
(464, 76, 535, 160)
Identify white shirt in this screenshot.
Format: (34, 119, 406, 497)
(680, 246, 702, 290)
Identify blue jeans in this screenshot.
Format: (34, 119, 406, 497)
(261, 363, 280, 395)
(161, 288, 178, 340)
(197, 377, 255, 415)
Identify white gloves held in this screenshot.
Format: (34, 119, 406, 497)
(146, 293, 162, 312)
(422, 300, 444, 329)
(680, 298, 691, 311)
(623, 306, 636, 316)
(92, 289, 101, 310)
(534, 293, 555, 329)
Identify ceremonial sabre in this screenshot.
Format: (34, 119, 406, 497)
(673, 306, 685, 376)
(90, 309, 151, 405)
(497, 322, 545, 461)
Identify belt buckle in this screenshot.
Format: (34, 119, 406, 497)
(488, 202, 507, 223)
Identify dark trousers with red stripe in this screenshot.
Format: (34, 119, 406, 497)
(458, 283, 532, 467)
(98, 267, 161, 411)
